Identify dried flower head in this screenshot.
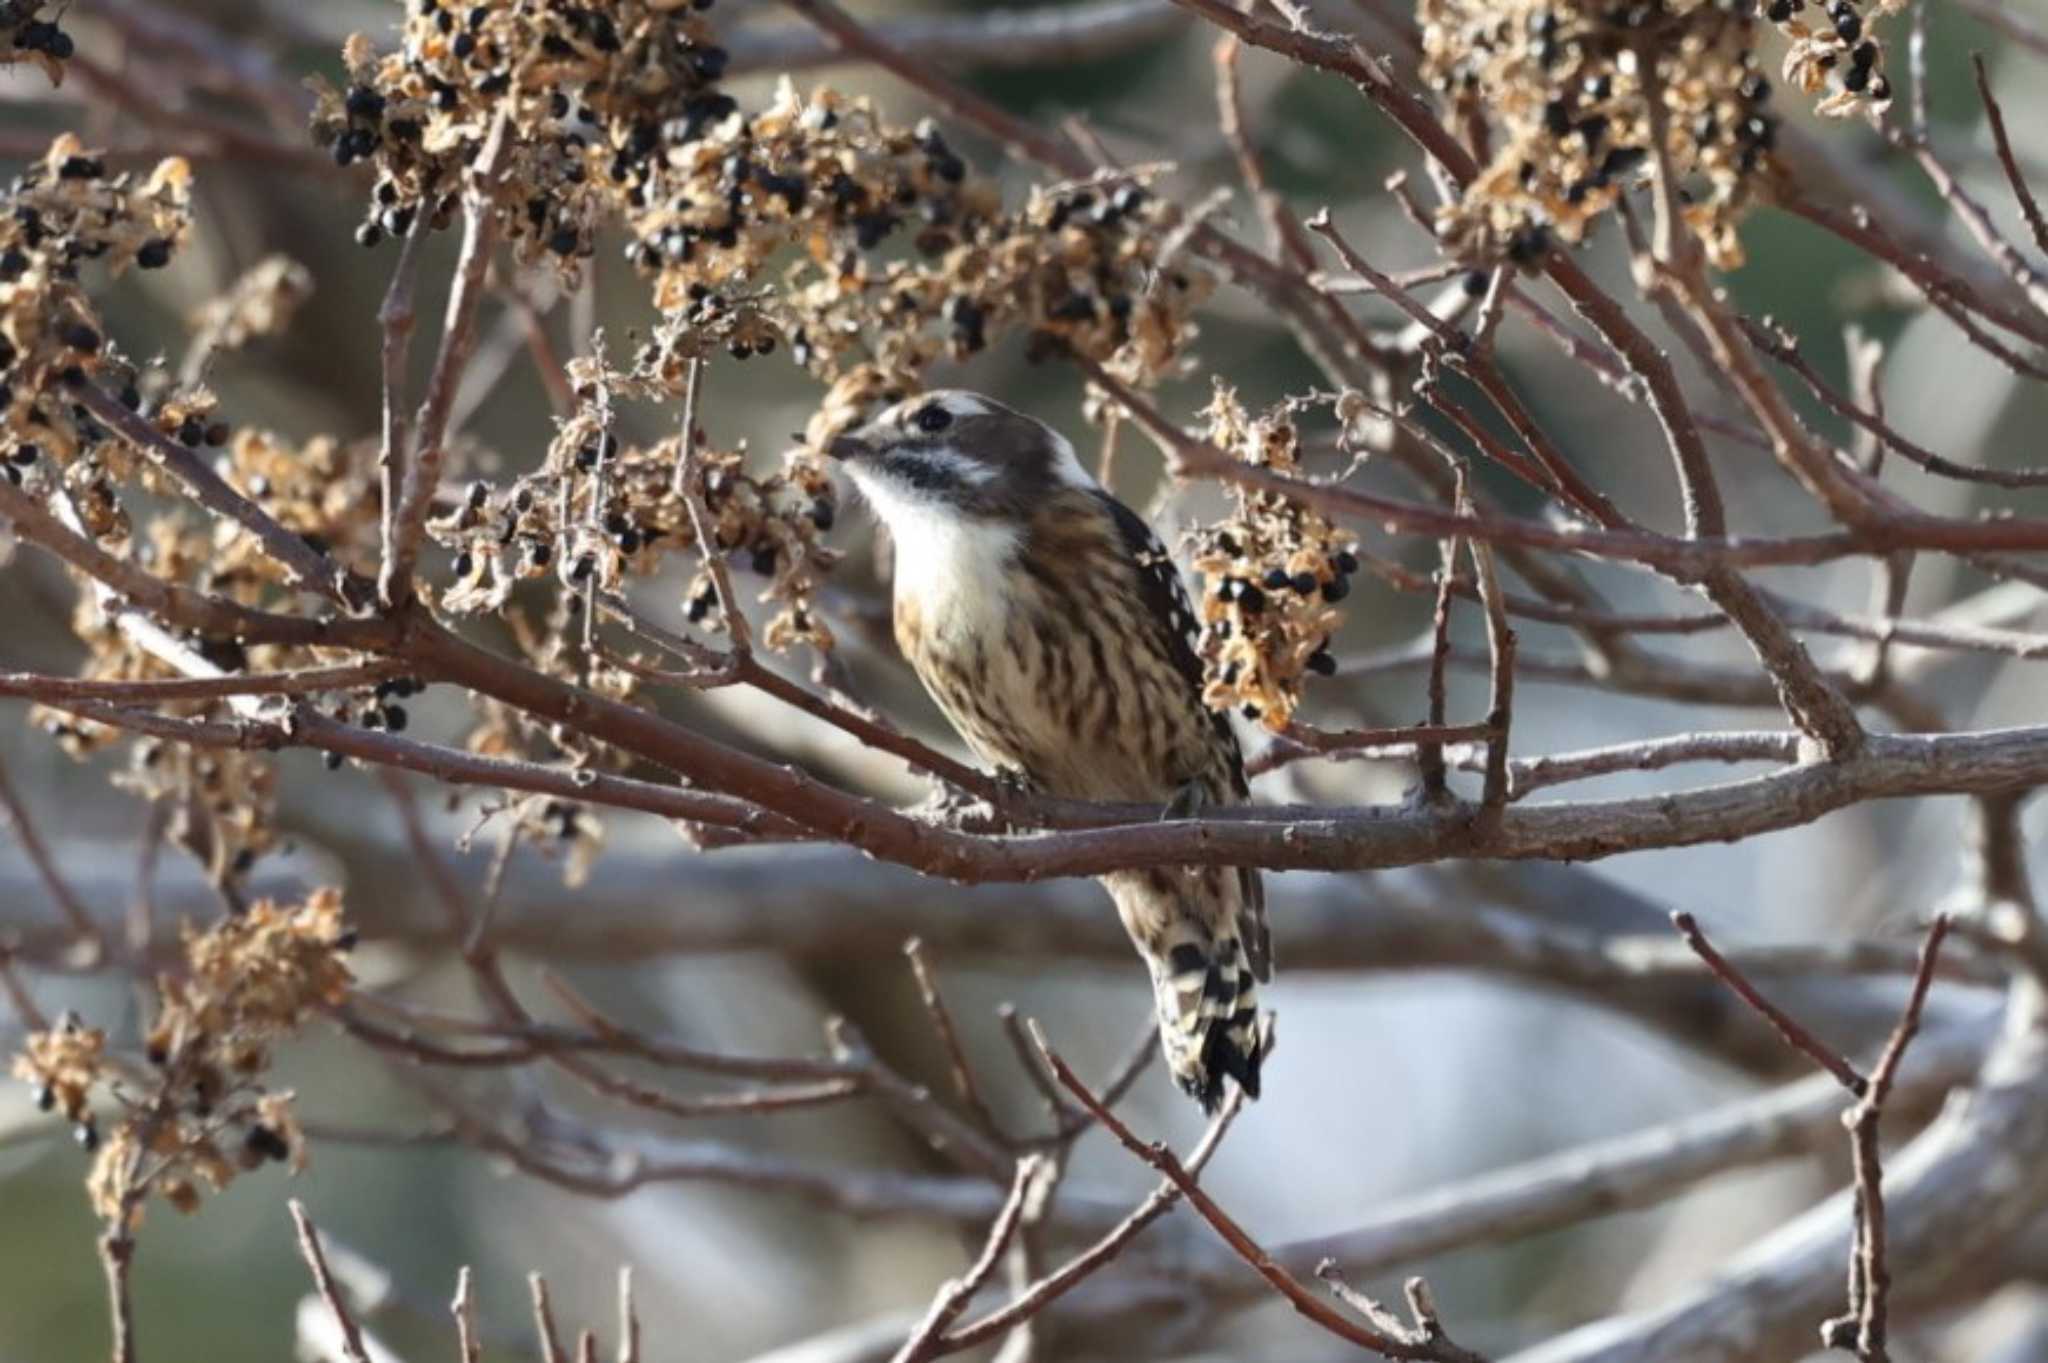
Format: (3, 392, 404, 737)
(1189, 385, 1358, 731)
(11, 890, 351, 1227)
(0, 136, 191, 471)
(1423, 0, 1897, 270)
(11, 1011, 106, 1126)
(186, 255, 316, 363)
(314, 1, 732, 263)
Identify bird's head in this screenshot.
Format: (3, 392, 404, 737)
(823, 390, 1095, 531)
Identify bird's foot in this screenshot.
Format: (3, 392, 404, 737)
(917, 766, 1034, 829)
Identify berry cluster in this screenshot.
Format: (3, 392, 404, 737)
(1422, 0, 1895, 271)
(313, 0, 730, 263)
(429, 349, 840, 660)
(1, 137, 191, 472)
(1189, 385, 1360, 732)
(3, 0, 74, 81)
(769, 152, 1214, 395)
(324, 0, 1214, 390)
(1777, 0, 1899, 113)
(11, 891, 355, 1226)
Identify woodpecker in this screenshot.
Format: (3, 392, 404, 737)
(826, 390, 1269, 1111)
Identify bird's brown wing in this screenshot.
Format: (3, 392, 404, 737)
(1091, 491, 1271, 982)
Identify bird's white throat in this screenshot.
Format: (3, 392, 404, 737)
(848, 464, 1021, 639)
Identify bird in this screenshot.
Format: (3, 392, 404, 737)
(825, 389, 1268, 1111)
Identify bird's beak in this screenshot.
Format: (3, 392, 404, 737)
(825, 430, 873, 462)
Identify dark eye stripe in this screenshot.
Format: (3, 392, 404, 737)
(881, 451, 964, 492)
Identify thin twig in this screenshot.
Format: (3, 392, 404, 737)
(616, 1266, 639, 1363)
(0, 753, 103, 957)
(453, 1266, 482, 1363)
(894, 1156, 1046, 1363)
(1467, 530, 1514, 811)
(1671, 912, 1868, 1096)
(381, 117, 506, 608)
(1031, 1023, 1488, 1361)
(669, 356, 752, 656)
(74, 384, 360, 607)
(939, 1082, 1246, 1353)
(531, 1273, 568, 1363)
(376, 220, 429, 597)
(1973, 54, 2048, 257)
(99, 1229, 137, 1363)
(903, 938, 1001, 1134)
(1825, 914, 1953, 1361)
(289, 1201, 373, 1363)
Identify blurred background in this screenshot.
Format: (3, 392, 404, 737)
(3, 1, 2047, 1359)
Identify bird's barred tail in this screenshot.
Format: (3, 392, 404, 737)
(1140, 914, 1264, 1113)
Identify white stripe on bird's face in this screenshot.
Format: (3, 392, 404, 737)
(1043, 429, 1098, 491)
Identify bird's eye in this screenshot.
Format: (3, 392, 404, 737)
(912, 404, 952, 434)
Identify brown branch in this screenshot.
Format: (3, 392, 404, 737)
(669, 356, 752, 655)
(1671, 912, 1868, 1096)
(1033, 1024, 1488, 1361)
(902, 939, 1000, 1136)
(1974, 54, 2048, 258)
(776, 0, 1075, 169)
(0, 661, 403, 705)
(376, 221, 429, 598)
(380, 120, 505, 608)
(1168, 0, 1479, 185)
(1469, 533, 1514, 810)
(289, 1201, 373, 1363)
(733, 1, 1185, 75)
(894, 1157, 1045, 1363)
(937, 1084, 1246, 1354)
(74, 384, 361, 608)
(1771, 180, 2048, 361)
(1738, 313, 2048, 489)
(1305, 213, 1622, 524)
(1497, 730, 1801, 797)
(0, 479, 400, 649)
(99, 1228, 137, 1363)
(1825, 916, 1953, 1361)
(531, 1274, 568, 1363)
(0, 753, 102, 957)
(1419, 517, 1461, 801)
(1895, 111, 2048, 321)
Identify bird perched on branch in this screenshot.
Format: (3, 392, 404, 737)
(826, 390, 1269, 1111)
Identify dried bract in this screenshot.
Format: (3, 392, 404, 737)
(11, 891, 351, 1227)
(1423, 0, 1896, 269)
(1189, 385, 1358, 731)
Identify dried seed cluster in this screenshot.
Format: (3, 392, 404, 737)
(10, 890, 354, 1227)
(186, 255, 316, 363)
(1189, 386, 1359, 732)
(1422, 0, 1897, 270)
(1, 137, 191, 473)
(11, 1012, 105, 1132)
(314, 0, 730, 260)
(323, 4, 1211, 387)
(430, 350, 840, 658)
(3, 0, 74, 80)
